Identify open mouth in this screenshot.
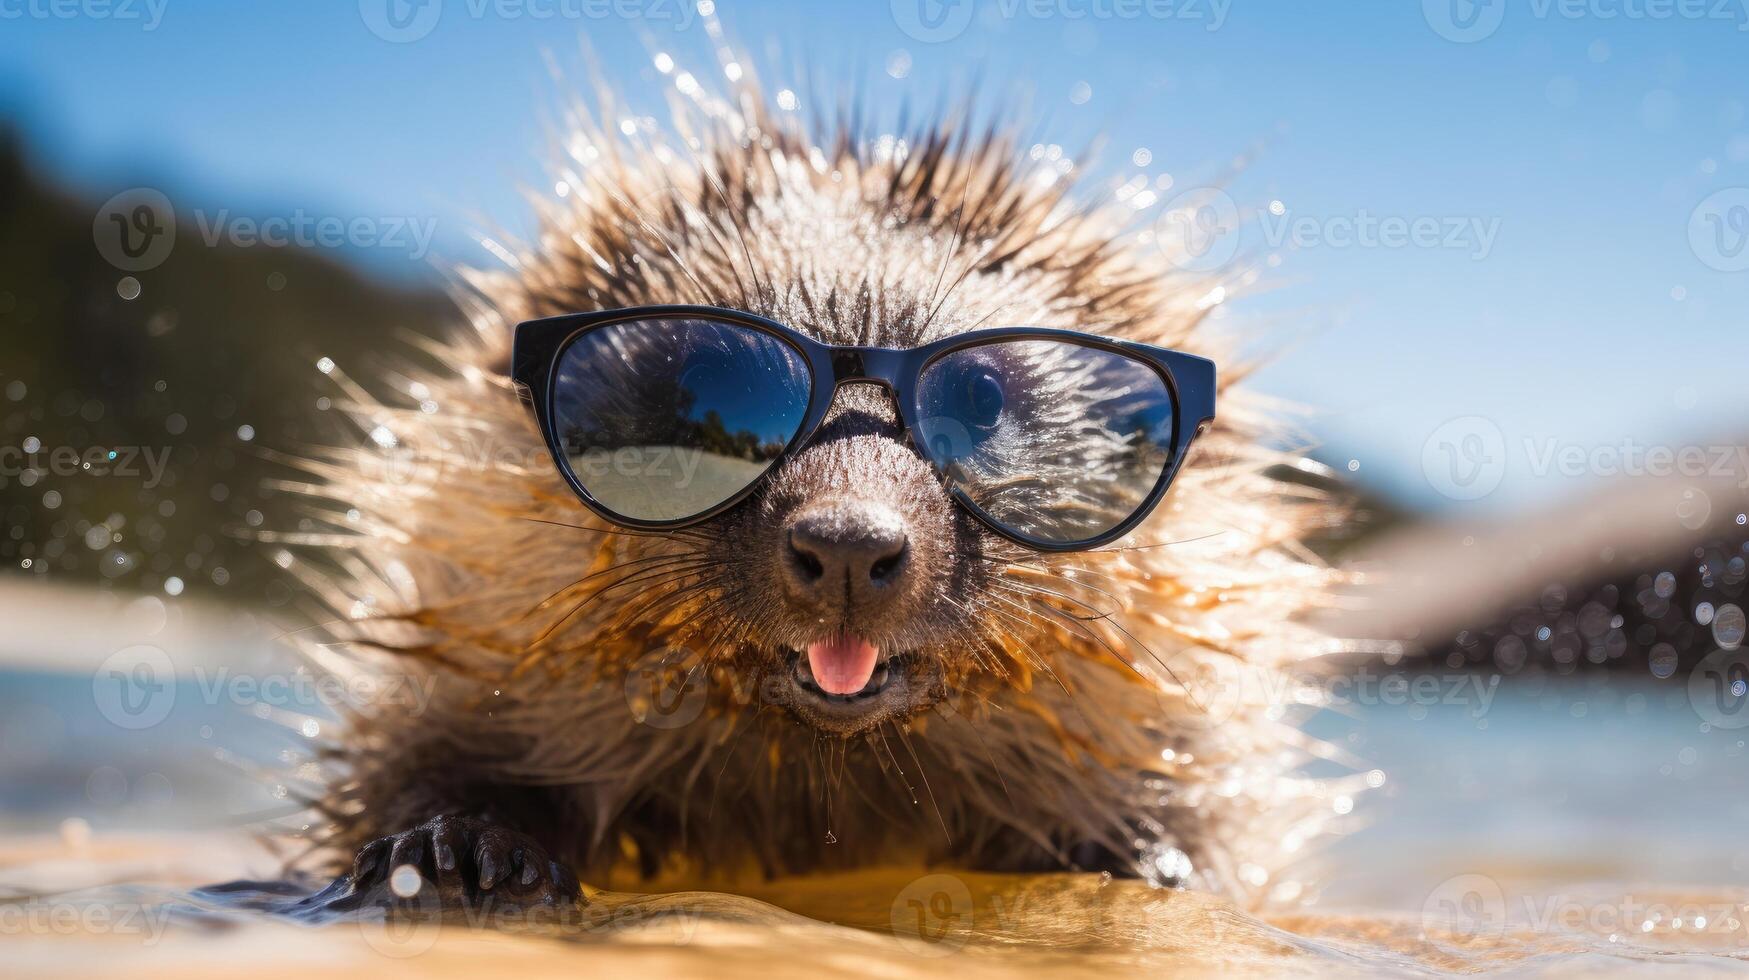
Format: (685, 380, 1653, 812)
(792, 647, 902, 702)
(776, 637, 936, 732)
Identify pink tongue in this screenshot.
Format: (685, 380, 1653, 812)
(806, 635, 880, 695)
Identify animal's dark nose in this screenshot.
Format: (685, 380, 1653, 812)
(783, 502, 910, 599)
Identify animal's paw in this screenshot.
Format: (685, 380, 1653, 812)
(332, 815, 583, 915)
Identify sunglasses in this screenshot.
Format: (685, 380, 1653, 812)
(511, 306, 1215, 551)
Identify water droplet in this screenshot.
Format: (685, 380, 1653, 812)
(1494, 635, 1527, 673)
(1141, 844, 1193, 888)
(389, 864, 423, 898)
(1649, 643, 1679, 679)
(1654, 571, 1677, 599)
(1713, 604, 1746, 650)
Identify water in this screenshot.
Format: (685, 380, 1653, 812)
(2, 588, 1747, 974)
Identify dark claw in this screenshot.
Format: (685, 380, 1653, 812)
(551, 861, 578, 898)
(335, 815, 581, 914)
(352, 838, 388, 883)
(389, 834, 424, 873)
(477, 845, 504, 890)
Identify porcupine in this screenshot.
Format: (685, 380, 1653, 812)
(282, 47, 1356, 916)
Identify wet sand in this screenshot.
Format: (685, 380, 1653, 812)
(3, 832, 1747, 978)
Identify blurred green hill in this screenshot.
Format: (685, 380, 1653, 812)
(0, 130, 453, 606)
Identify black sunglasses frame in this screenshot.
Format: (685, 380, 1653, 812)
(512, 305, 1216, 552)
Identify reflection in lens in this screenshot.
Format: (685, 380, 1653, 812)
(914, 340, 1174, 544)
(550, 318, 811, 521)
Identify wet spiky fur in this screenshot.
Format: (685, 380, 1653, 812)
(281, 45, 1357, 906)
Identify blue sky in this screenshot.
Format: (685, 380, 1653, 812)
(4, 0, 1747, 516)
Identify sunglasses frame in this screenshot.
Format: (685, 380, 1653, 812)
(512, 305, 1216, 552)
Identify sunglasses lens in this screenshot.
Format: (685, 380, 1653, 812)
(915, 340, 1176, 545)
(549, 317, 812, 522)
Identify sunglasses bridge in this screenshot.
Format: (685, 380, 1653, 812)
(827, 347, 908, 388)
